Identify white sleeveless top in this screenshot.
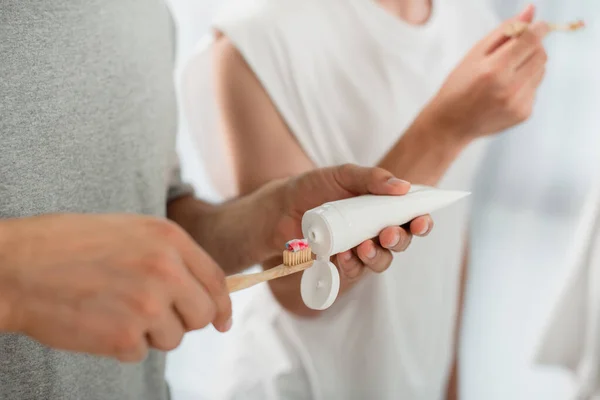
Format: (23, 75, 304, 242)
(180, 1, 498, 398)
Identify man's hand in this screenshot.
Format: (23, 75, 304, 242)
(274, 164, 433, 284)
(428, 4, 549, 141)
(168, 164, 433, 316)
(0, 214, 232, 362)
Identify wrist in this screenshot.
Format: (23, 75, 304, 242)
(248, 178, 288, 261)
(421, 97, 476, 148)
(198, 180, 284, 270)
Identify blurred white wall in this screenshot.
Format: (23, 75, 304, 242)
(165, 1, 600, 399)
(462, 1, 600, 399)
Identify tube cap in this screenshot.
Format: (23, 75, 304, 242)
(302, 204, 348, 257)
(300, 258, 340, 310)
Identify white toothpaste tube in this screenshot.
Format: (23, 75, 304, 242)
(299, 185, 470, 310)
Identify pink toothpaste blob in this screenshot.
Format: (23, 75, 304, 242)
(285, 238, 309, 252)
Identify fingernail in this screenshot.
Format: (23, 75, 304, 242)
(342, 251, 352, 261)
(418, 224, 429, 236)
(367, 247, 377, 259)
(224, 318, 233, 332)
(388, 233, 401, 248)
(387, 177, 409, 186)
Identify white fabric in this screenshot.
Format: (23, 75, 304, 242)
(180, 0, 498, 398)
(535, 175, 600, 400)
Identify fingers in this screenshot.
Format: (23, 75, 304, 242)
(378, 226, 412, 252)
(336, 250, 365, 280)
(171, 274, 217, 331)
(338, 218, 430, 280)
(355, 240, 393, 274)
(163, 224, 232, 333)
(409, 215, 434, 237)
(514, 48, 547, 85)
(517, 3, 536, 24)
(146, 307, 186, 352)
(337, 241, 395, 278)
(377, 215, 432, 252)
(528, 62, 546, 90)
(509, 64, 545, 121)
(331, 164, 411, 196)
(183, 251, 232, 333)
(494, 25, 546, 70)
(530, 20, 551, 40)
(483, 4, 536, 54)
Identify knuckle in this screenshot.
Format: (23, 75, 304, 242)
(164, 335, 184, 351)
(479, 63, 504, 86)
(338, 163, 354, 179)
(129, 289, 163, 319)
(185, 317, 206, 332)
(398, 233, 413, 251)
(201, 263, 228, 297)
(338, 255, 362, 280)
(152, 218, 184, 242)
(332, 164, 354, 189)
(369, 169, 379, 184)
(495, 86, 514, 106)
(370, 253, 392, 273)
(199, 302, 217, 328)
(344, 266, 363, 280)
(513, 103, 532, 122)
(478, 65, 495, 83)
(142, 250, 183, 284)
(187, 316, 210, 331)
(154, 332, 184, 352)
(113, 323, 142, 356)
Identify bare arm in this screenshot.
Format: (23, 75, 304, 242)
(167, 185, 282, 276)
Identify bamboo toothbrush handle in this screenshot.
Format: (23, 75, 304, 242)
(227, 261, 314, 293)
(505, 20, 584, 37)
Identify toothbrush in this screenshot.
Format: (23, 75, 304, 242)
(226, 240, 314, 293)
(505, 19, 585, 37)
(226, 185, 470, 310)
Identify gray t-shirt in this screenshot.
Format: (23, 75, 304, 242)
(0, 1, 192, 399)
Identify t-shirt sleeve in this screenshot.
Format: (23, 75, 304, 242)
(167, 154, 195, 202)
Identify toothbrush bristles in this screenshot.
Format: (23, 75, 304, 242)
(283, 248, 313, 266)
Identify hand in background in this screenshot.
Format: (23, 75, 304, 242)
(429, 4, 549, 141)
(0, 214, 232, 362)
(274, 164, 433, 281)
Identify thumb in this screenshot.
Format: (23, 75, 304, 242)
(328, 164, 410, 196)
(287, 165, 410, 222)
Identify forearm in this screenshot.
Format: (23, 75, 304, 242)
(378, 103, 471, 185)
(167, 181, 283, 275)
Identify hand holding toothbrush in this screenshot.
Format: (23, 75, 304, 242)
(425, 4, 552, 143)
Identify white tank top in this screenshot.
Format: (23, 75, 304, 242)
(180, 1, 499, 398)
